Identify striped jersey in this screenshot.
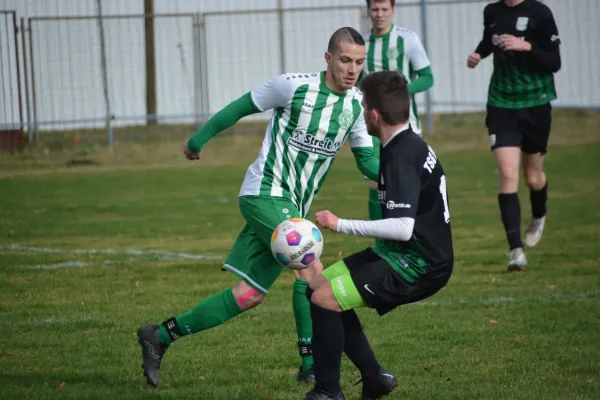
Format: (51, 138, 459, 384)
(363, 25, 430, 133)
(476, 0, 560, 108)
(240, 72, 372, 216)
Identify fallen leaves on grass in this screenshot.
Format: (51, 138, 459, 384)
(424, 362, 438, 372)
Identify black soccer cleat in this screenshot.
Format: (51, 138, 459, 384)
(360, 367, 398, 400)
(304, 389, 345, 400)
(137, 324, 168, 388)
(296, 366, 316, 383)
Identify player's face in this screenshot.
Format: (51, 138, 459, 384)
(368, 1, 395, 34)
(326, 42, 365, 92)
(361, 97, 381, 138)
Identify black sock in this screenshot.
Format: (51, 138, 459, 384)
(310, 301, 344, 395)
(530, 182, 548, 219)
(341, 310, 381, 380)
(498, 193, 523, 250)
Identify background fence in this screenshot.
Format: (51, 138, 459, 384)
(0, 0, 599, 147)
(0, 11, 22, 129)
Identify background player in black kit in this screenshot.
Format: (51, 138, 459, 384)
(467, 0, 561, 270)
(303, 71, 454, 400)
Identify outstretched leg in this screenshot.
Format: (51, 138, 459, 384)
(138, 280, 262, 388)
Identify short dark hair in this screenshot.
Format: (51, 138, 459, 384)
(366, 0, 395, 8)
(360, 71, 410, 125)
(327, 27, 365, 53)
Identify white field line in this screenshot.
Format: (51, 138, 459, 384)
(23, 289, 600, 326)
(39, 316, 101, 325)
(3, 245, 599, 306)
(8, 291, 600, 329)
(252, 289, 600, 314)
(29, 261, 90, 270)
(411, 289, 600, 306)
(26, 260, 128, 270)
(1, 244, 223, 261)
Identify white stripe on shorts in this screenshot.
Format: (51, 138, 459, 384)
(223, 263, 268, 294)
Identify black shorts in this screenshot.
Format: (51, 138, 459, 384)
(344, 248, 452, 316)
(485, 103, 552, 154)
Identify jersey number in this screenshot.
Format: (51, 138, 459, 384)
(439, 175, 450, 223)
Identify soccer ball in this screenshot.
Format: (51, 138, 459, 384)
(270, 218, 324, 270)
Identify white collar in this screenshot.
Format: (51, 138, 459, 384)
(382, 123, 411, 148)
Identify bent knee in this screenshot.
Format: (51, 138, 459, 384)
(310, 285, 334, 306)
(233, 286, 264, 310)
(524, 170, 546, 189)
(309, 288, 327, 307)
(310, 285, 342, 311)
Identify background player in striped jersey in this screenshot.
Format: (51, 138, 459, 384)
(360, 0, 434, 222)
(467, 0, 561, 270)
(136, 27, 379, 389)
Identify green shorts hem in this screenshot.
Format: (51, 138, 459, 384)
(223, 195, 300, 295)
(222, 263, 269, 295)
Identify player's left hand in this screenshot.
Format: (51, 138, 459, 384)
(499, 34, 532, 52)
(183, 143, 201, 160)
(315, 210, 339, 232)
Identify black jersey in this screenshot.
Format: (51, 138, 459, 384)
(475, 0, 561, 108)
(373, 127, 453, 283)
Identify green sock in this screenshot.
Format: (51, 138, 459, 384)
(158, 288, 244, 345)
(368, 188, 382, 220)
(293, 279, 313, 371)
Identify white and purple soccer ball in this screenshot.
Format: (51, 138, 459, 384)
(270, 218, 324, 270)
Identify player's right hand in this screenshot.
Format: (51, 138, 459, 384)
(183, 143, 201, 160)
(315, 210, 339, 232)
(467, 53, 481, 68)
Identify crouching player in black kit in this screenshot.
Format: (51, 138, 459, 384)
(303, 70, 453, 400)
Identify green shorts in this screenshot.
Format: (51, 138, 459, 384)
(222, 195, 301, 294)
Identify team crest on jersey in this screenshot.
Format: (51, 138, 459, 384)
(386, 47, 399, 60)
(338, 109, 354, 130)
(492, 34, 502, 47)
(516, 17, 529, 31)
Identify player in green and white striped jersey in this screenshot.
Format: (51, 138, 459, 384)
(136, 27, 379, 389)
(360, 0, 435, 222)
(235, 69, 371, 219)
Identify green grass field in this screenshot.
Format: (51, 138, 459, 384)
(1, 111, 599, 399)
